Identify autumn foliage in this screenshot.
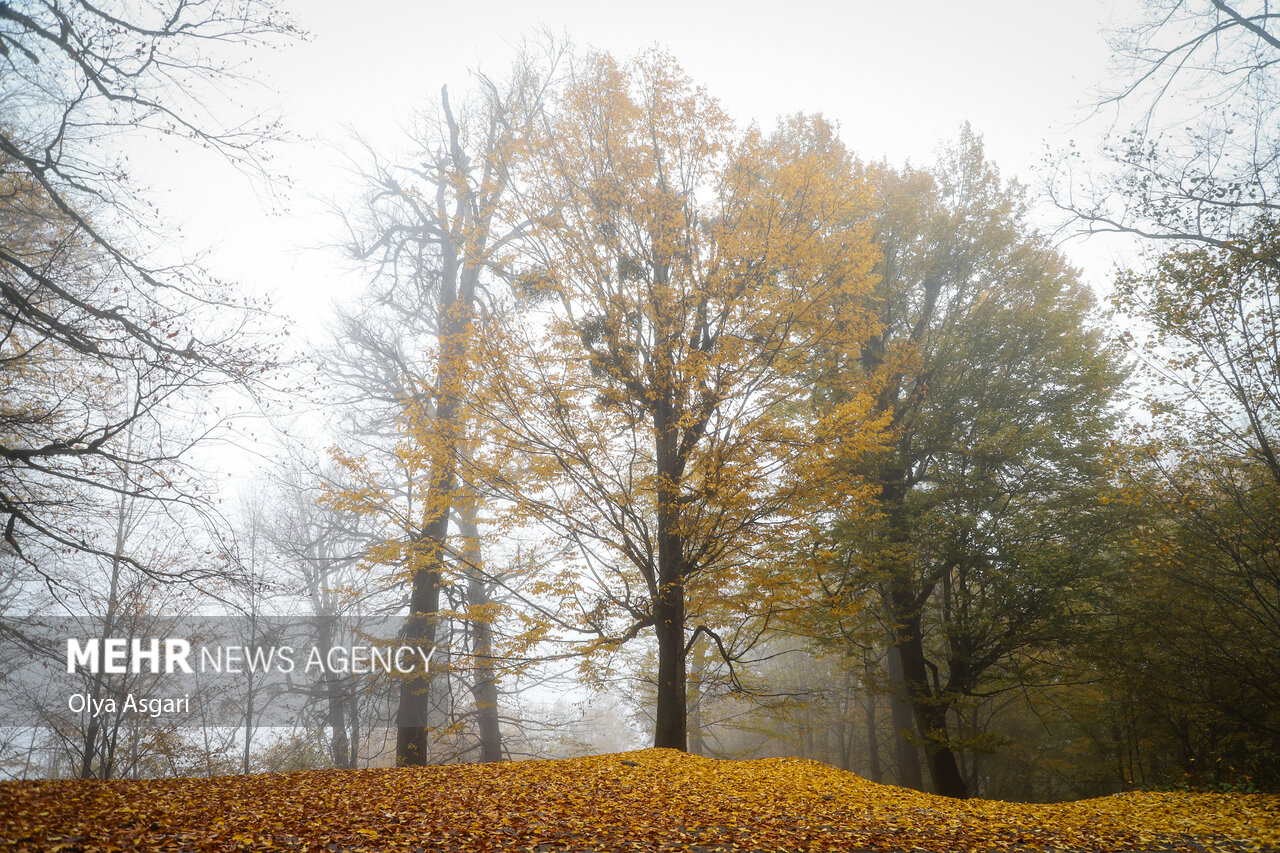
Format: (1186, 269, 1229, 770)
(1, 749, 1277, 852)
(4, 1, 1280, 811)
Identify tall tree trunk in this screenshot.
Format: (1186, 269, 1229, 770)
(396, 532, 444, 765)
(913, 697, 967, 798)
(890, 593, 968, 798)
(877, 467, 968, 798)
(242, 677, 256, 775)
(863, 654, 883, 783)
(886, 643, 923, 790)
(688, 639, 705, 755)
(318, 610, 353, 769)
(395, 442, 451, 764)
(653, 395, 687, 751)
(880, 473, 925, 791)
(349, 699, 360, 768)
(653, 594, 686, 750)
(327, 693, 350, 769)
(459, 501, 503, 762)
(396, 251, 470, 766)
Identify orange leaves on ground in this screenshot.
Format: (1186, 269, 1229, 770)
(2, 749, 1276, 852)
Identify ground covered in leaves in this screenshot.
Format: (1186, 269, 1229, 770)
(1, 748, 1277, 852)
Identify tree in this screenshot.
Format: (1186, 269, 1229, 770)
(1115, 235, 1279, 487)
(1, 1, 295, 574)
(475, 49, 881, 751)
(325, 46, 562, 765)
(822, 129, 1126, 797)
(1053, 0, 1278, 267)
(1102, 215, 1280, 788)
(457, 484, 504, 762)
(1053, 0, 1280, 790)
(263, 460, 382, 770)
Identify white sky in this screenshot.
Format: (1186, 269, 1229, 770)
(146, 0, 1141, 343)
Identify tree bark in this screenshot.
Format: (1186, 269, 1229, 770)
(890, 588, 968, 798)
(863, 654, 883, 783)
(879, 471, 925, 792)
(82, 448, 131, 780)
(396, 237, 472, 765)
(652, 394, 687, 751)
(396, 547, 443, 765)
(460, 503, 503, 762)
(653, 594, 686, 750)
(395, 381, 453, 764)
(878, 471, 968, 797)
(688, 638, 706, 755)
(318, 610, 354, 769)
(886, 643, 923, 790)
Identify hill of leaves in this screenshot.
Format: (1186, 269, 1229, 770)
(1, 748, 1276, 852)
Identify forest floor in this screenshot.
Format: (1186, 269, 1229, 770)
(0, 747, 1276, 852)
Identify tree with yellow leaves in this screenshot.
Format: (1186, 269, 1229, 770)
(471, 49, 883, 751)
(323, 44, 565, 765)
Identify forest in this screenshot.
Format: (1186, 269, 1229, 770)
(1, 0, 1278, 813)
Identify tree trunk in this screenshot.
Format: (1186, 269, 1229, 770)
(82, 456, 132, 780)
(886, 643, 923, 790)
(470, 631, 503, 762)
(460, 503, 503, 762)
(913, 697, 968, 798)
(396, 537, 443, 765)
(328, 693, 351, 769)
(652, 393, 687, 751)
(349, 699, 360, 768)
(242, 676, 256, 775)
(318, 610, 354, 769)
(876, 469, 925, 792)
(653, 596, 686, 750)
(688, 640, 705, 755)
(890, 598, 968, 798)
(876, 466, 969, 798)
(863, 655, 883, 783)
(396, 466, 450, 764)
(396, 254, 470, 766)
(651, 554, 687, 751)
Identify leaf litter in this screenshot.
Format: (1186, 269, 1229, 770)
(1, 748, 1276, 851)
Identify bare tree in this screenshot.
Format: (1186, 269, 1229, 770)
(265, 459, 385, 769)
(1052, 0, 1278, 266)
(0, 1, 297, 577)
